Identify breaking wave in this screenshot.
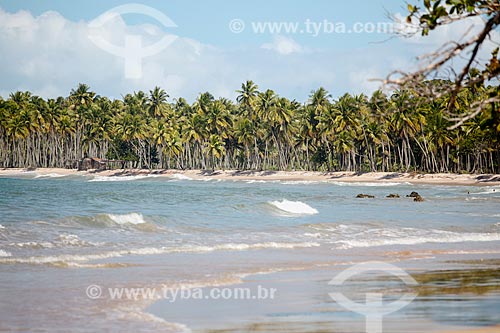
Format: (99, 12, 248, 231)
(89, 175, 159, 182)
(268, 199, 319, 216)
(107, 213, 146, 225)
(33, 173, 67, 178)
(169, 173, 193, 180)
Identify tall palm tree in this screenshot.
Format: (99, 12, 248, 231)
(148, 86, 169, 118)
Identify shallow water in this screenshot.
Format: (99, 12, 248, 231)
(0, 173, 499, 332)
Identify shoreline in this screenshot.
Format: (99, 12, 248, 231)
(1, 167, 500, 186)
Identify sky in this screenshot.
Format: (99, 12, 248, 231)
(0, 0, 493, 102)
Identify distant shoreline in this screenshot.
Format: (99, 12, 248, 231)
(1, 168, 500, 186)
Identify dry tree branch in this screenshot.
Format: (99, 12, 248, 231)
(447, 96, 500, 130)
(447, 12, 500, 110)
(380, 6, 500, 128)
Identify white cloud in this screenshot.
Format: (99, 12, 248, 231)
(0, 6, 459, 102)
(261, 35, 304, 55)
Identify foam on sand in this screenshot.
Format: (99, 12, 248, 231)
(107, 213, 146, 225)
(269, 199, 319, 215)
(169, 173, 193, 180)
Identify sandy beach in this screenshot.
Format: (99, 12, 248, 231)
(2, 167, 500, 186)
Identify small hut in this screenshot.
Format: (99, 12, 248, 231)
(77, 157, 107, 171)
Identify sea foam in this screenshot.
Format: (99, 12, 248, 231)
(107, 213, 146, 225)
(334, 231, 500, 249)
(89, 175, 158, 182)
(10, 234, 99, 249)
(0, 250, 12, 257)
(169, 173, 193, 180)
(330, 181, 409, 187)
(33, 173, 67, 178)
(0, 242, 319, 266)
(269, 199, 318, 215)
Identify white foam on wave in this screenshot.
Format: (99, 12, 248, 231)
(335, 230, 500, 249)
(269, 199, 319, 215)
(56, 234, 98, 246)
(0, 224, 4, 229)
(89, 175, 158, 182)
(169, 173, 193, 180)
(330, 181, 409, 187)
(33, 173, 66, 178)
(107, 213, 146, 225)
(10, 234, 100, 249)
(0, 242, 319, 265)
(0, 250, 11, 257)
(280, 180, 321, 185)
(11, 241, 54, 249)
(245, 180, 269, 184)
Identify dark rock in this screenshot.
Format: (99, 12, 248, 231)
(406, 191, 420, 197)
(356, 194, 375, 198)
(386, 194, 400, 198)
(413, 195, 424, 202)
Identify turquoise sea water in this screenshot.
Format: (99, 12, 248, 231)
(0, 172, 499, 332)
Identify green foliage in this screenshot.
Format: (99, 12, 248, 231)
(0, 80, 498, 172)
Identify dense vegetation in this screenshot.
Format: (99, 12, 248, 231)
(0, 81, 499, 173)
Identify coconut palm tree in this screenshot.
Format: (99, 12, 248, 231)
(148, 86, 169, 119)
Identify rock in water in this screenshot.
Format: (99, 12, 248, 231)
(414, 195, 424, 202)
(386, 194, 400, 198)
(356, 194, 375, 198)
(406, 191, 419, 197)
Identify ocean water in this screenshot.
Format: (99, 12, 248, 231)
(0, 173, 499, 332)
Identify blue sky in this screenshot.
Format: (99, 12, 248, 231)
(0, 0, 477, 102)
(0, 0, 403, 47)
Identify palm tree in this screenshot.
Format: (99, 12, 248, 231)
(390, 90, 425, 171)
(203, 134, 225, 170)
(148, 86, 169, 118)
(1, 81, 498, 173)
(237, 80, 259, 119)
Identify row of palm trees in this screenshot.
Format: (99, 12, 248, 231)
(0, 81, 499, 173)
